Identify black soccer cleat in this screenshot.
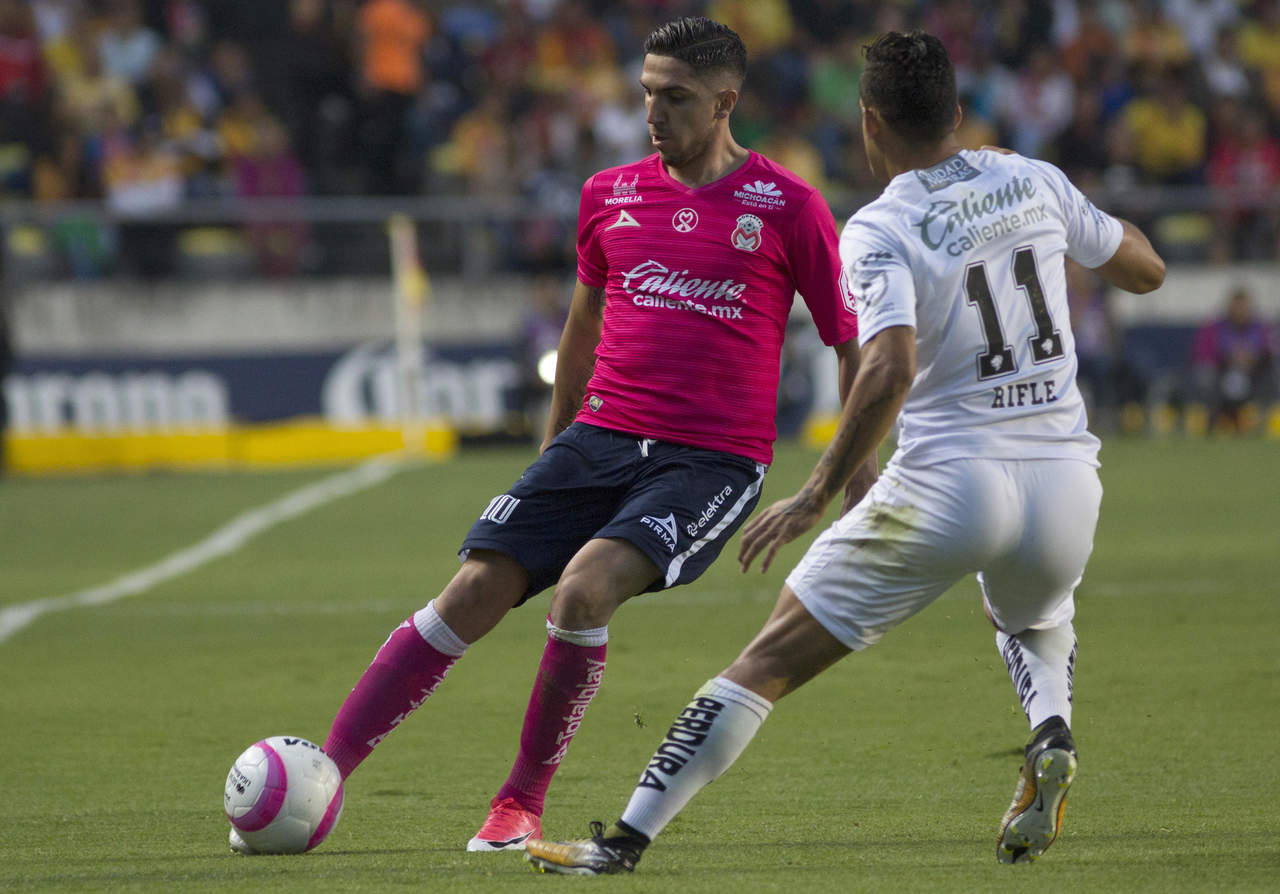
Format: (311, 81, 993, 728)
(525, 821, 643, 875)
(997, 715, 1078, 864)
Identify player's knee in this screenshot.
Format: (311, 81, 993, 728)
(548, 572, 618, 629)
(436, 552, 528, 638)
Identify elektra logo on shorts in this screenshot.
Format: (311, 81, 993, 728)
(686, 485, 733, 535)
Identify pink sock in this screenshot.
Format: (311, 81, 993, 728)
(495, 622, 608, 815)
(323, 604, 466, 779)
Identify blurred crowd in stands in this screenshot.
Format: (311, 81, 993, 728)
(3, 1, 1280, 258)
(0, 0, 1276, 428)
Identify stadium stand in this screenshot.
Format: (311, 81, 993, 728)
(3, 0, 1280, 267)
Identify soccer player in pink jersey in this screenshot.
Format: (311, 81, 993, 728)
(303, 16, 872, 857)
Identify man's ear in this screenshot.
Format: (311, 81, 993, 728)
(862, 102, 881, 139)
(715, 88, 739, 120)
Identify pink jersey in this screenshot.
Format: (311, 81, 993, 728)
(575, 152, 857, 464)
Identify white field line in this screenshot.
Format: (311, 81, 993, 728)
(0, 456, 403, 645)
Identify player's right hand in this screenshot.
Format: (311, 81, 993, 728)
(738, 493, 824, 574)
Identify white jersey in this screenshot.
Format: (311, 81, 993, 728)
(840, 149, 1123, 468)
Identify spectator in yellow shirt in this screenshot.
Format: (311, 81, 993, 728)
(1238, 0, 1280, 115)
(1121, 69, 1206, 184)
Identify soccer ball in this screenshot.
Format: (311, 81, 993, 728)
(223, 736, 344, 854)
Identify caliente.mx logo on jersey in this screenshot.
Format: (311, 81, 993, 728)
(621, 260, 745, 301)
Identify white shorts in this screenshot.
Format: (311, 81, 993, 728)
(786, 458, 1102, 650)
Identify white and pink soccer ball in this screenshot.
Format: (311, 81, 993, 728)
(223, 736, 344, 854)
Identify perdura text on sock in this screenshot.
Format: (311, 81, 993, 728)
(1000, 635, 1038, 719)
(636, 697, 725, 791)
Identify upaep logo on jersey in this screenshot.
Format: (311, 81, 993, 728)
(672, 208, 698, 232)
(734, 179, 787, 209)
(731, 214, 763, 252)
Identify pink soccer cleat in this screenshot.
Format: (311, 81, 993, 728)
(466, 797, 542, 852)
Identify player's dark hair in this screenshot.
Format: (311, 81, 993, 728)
(861, 31, 957, 144)
(643, 16, 747, 85)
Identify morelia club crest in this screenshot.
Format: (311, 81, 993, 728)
(731, 214, 763, 252)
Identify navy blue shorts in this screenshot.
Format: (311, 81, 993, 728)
(460, 423, 767, 602)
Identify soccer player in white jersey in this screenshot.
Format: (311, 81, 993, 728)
(279, 16, 876, 860)
(525, 30, 1165, 874)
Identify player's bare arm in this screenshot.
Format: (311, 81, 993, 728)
(541, 280, 605, 451)
(739, 325, 916, 573)
(832, 338, 880, 516)
(1093, 218, 1165, 294)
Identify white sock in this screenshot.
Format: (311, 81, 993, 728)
(412, 600, 469, 658)
(546, 618, 609, 647)
(619, 676, 773, 840)
(996, 623, 1077, 730)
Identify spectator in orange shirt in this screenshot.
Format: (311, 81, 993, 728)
(1060, 0, 1117, 82)
(356, 0, 430, 194)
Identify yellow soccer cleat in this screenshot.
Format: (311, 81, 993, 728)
(526, 821, 642, 875)
(997, 716, 1078, 864)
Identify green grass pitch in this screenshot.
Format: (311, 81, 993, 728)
(1, 438, 1277, 892)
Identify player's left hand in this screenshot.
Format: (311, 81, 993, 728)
(738, 493, 824, 574)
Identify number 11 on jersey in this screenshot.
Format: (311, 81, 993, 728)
(964, 245, 1065, 381)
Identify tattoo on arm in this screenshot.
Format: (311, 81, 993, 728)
(586, 286, 605, 317)
(808, 388, 899, 507)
